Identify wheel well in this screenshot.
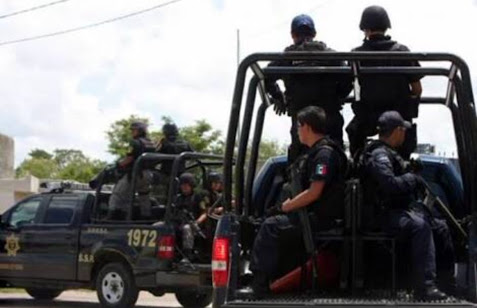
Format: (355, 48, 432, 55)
(91, 251, 132, 282)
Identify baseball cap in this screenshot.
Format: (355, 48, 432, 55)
(377, 111, 412, 132)
(291, 14, 316, 34)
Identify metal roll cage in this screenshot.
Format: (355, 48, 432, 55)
(91, 152, 224, 223)
(222, 52, 477, 222)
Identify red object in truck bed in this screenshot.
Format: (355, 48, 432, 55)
(270, 250, 339, 293)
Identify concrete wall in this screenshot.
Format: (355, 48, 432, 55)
(0, 175, 39, 214)
(0, 133, 14, 179)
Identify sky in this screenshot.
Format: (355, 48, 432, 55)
(0, 0, 476, 167)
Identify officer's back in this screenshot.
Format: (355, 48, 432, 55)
(156, 123, 193, 174)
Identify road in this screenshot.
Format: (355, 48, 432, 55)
(0, 290, 185, 308)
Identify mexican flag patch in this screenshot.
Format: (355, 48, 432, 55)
(315, 164, 328, 176)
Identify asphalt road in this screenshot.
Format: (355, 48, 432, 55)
(0, 290, 185, 308)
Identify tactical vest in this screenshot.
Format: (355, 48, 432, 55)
(294, 137, 348, 220)
(354, 41, 417, 118)
(158, 138, 192, 174)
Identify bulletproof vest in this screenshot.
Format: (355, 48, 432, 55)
(353, 36, 415, 116)
(176, 192, 203, 219)
(295, 137, 348, 220)
(137, 137, 156, 154)
(158, 138, 192, 174)
(361, 140, 411, 211)
(283, 41, 348, 114)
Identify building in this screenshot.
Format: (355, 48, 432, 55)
(0, 133, 39, 213)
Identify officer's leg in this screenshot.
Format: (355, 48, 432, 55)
(250, 215, 298, 294)
(326, 112, 344, 149)
(346, 116, 367, 158)
(429, 218, 456, 294)
(399, 124, 417, 160)
(182, 224, 195, 257)
(386, 210, 437, 291)
(107, 175, 131, 220)
(136, 171, 152, 218)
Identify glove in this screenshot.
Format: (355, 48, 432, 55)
(270, 92, 287, 116)
(409, 158, 424, 173)
(265, 204, 284, 217)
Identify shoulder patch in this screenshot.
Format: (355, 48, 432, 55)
(315, 164, 328, 176)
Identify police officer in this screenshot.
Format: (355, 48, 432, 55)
(175, 173, 208, 260)
(156, 123, 194, 173)
(207, 172, 224, 213)
(347, 5, 422, 159)
(361, 111, 454, 300)
(266, 14, 351, 162)
(108, 121, 156, 220)
(250, 106, 347, 296)
(154, 123, 194, 203)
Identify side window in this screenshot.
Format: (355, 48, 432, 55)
(43, 196, 78, 225)
(9, 198, 43, 228)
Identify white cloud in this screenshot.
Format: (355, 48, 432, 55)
(0, 0, 475, 167)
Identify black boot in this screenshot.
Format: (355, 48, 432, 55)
(251, 271, 270, 299)
(415, 286, 448, 301)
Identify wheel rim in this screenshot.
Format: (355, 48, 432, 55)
(101, 272, 125, 304)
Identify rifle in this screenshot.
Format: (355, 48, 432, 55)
(288, 160, 319, 291)
(176, 208, 207, 239)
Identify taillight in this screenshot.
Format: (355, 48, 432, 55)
(212, 237, 229, 287)
(158, 235, 175, 259)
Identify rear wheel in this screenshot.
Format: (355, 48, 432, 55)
(175, 288, 212, 308)
(25, 288, 62, 300)
(96, 262, 139, 308)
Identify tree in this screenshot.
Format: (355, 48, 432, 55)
(16, 149, 106, 183)
(29, 149, 53, 160)
(180, 120, 223, 154)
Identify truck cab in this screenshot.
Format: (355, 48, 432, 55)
(211, 52, 477, 307)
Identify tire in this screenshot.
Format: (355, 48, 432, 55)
(175, 288, 213, 308)
(25, 288, 62, 300)
(96, 262, 139, 308)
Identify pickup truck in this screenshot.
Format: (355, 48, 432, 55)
(211, 52, 477, 307)
(0, 152, 222, 308)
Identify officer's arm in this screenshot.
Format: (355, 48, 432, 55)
(196, 198, 208, 225)
(282, 181, 325, 212)
(410, 81, 422, 98)
(118, 156, 134, 168)
(369, 152, 418, 194)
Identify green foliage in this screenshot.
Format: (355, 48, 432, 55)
(258, 139, 287, 162)
(16, 149, 106, 183)
(28, 149, 53, 160)
(180, 120, 223, 154)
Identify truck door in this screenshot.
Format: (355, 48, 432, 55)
(21, 195, 80, 281)
(0, 196, 45, 278)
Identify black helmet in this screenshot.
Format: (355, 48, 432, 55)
(179, 173, 195, 187)
(130, 121, 148, 136)
(208, 172, 223, 184)
(359, 5, 391, 31)
(162, 123, 178, 137)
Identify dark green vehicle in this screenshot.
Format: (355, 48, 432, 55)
(0, 152, 222, 308)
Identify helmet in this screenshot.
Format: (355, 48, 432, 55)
(208, 172, 223, 184)
(162, 123, 178, 137)
(359, 5, 391, 31)
(130, 121, 148, 136)
(291, 14, 316, 36)
(179, 173, 195, 187)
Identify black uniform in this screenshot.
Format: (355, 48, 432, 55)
(266, 41, 352, 161)
(347, 34, 422, 159)
(362, 140, 455, 292)
(175, 192, 208, 252)
(250, 137, 347, 281)
(157, 137, 193, 174)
